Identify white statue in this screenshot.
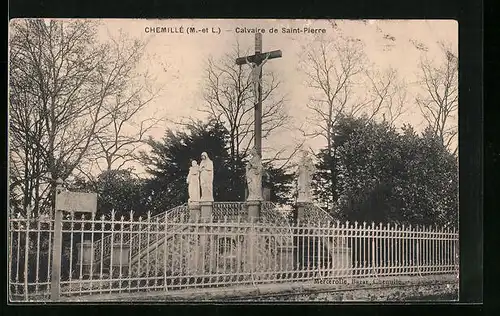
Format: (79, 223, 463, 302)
(187, 160, 200, 202)
(297, 151, 315, 203)
(199, 152, 214, 201)
(246, 148, 263, 201)
(245, 52, 270, 102)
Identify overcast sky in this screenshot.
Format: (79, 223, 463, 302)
(92, 19, 457, 174)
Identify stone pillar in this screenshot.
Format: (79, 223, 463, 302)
(295, 201, 312, 272)
(111, 243, 131, 276)
(200, 201, 213, 221)
(199, 200, 213, 273)
(77, 240, 93, 277)
(188, 202, 201, 222)
(247, 200, 261, 221)
(331, 246, 352, 280)
(296, 201, 310, 223)
(277, 244, 296, 271)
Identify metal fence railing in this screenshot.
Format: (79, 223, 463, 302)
(9, 207, 459, 302)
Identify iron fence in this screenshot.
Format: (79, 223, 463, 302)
(9, 206, 459, 302)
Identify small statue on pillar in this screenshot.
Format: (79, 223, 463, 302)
(246, 148, 263, 201)
(187, 160, 200, 203)
(297, 150, 315, 203)
(199, 152, 214, 202)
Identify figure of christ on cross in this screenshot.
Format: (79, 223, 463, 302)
(235, 33, 282, 158)
(245, 52, 270, 102)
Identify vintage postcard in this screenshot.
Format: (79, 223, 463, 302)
(8, 19, 458, 302)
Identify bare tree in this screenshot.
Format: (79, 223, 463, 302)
(9, 19, 160, 215)
(299, 33, 410, 209)
(200, 43, 289, 162)
(300, 34, 411, 150)
(9, 71, 49, 214)
(364, 66, 408, 125)
(299, 35, 368, 156)
(416, 42, 458, 155)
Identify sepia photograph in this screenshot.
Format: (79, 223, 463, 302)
(8, 18, 459, 302)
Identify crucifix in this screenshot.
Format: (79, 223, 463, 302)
(236, 33, 282, 158)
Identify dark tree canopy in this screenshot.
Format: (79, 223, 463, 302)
(314, 114, 458, 228)
(140, 119, 295, 212)
(69, 169, 149, 218)
(262, 163, 294, 206)
(140, 120, 240, 212)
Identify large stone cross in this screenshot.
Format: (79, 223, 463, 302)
(235, 33, 282, 158)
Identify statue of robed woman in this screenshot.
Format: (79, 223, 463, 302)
(187, 160, 200, 202)
(199, 152, 214, 201)
(246, 148, 263, 201)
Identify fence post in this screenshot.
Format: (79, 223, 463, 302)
(24, 206, 31, 300)
(371, 225, 375, 277)
(50, 178, 64, 301)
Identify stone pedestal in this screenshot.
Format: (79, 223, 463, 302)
(277, 244, 296, 271)
(330, 246, 352, 280)
(188, 202, 201, 221)
(200, 201, 213, 221)
(188, 243, 204, 274)
(247, 200, 261, 221)
(296, 201, 311, 223)
(244, 228, 258, 271)
(111, 244, 131, 267)
(77, 241, 93, 276)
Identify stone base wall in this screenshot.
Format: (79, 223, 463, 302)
(250, 282, 458, 301)
(63, 274, 458, 302)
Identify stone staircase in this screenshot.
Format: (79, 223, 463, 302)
(91, 202, 336, 278)
(91, 204, 188, 276)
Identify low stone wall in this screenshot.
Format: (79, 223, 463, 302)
(61, 274, 458, 302)
(238, 281, 458, 302)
